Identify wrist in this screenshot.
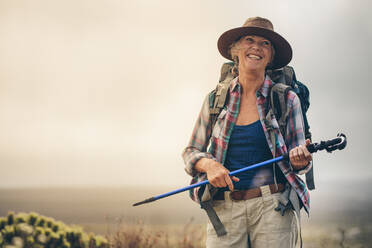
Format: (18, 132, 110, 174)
(195, 158, 212, 173)
(291, 161, 309, 171)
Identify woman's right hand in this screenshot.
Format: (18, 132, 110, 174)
(195, 158, 240, 191)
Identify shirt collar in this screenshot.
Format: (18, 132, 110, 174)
(230, 74, 274, 98)
(230, 77, 240, 92)
(258, 74, 273, 98)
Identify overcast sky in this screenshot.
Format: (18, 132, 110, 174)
(0, 0, 371, 188)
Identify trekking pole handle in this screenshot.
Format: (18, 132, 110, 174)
(307, 133, 347, 153)
(282, 133, 347, 162)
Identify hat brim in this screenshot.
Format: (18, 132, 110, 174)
(217, 26, 292, 70)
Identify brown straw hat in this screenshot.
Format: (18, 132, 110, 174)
(217, 17, 292, 69)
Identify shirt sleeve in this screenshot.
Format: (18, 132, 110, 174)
(285, 92, 312, 175)
(182, 92, 216, 177)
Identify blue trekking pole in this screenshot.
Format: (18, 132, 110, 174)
(133, 133, 347, 207)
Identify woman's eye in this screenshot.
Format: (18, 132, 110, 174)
(245, 37, 254, 43)
(262, 41, 271, 46)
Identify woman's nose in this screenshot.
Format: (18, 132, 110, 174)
(250, 44, 260, 51)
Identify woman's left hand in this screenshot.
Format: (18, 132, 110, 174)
(289, 139, 313, 170)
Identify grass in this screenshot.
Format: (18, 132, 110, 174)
(301, 223, 372, 248)
(105, 220, 372, 248)
(107, 219, 206, 248)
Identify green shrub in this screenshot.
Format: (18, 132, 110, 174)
(12, 236, 23, 247)
(0, 212, 109, 248)
(15, 223, 33, 237)
(0, 217, 7, 229)
(3, 225, 15, 243)
(7, 212, 14, 225)
(36, 217, 46, 227)
(28, 212, 38, 226)
(13, 212, 29, 225)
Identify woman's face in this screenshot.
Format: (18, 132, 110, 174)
(235, 35, 273, 72)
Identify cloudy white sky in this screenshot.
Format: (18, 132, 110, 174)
(0, 0, 371, 188)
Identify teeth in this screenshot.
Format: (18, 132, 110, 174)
(247, 54, 261, 60)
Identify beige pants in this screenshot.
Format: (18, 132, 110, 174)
(206, 185, 298, 248)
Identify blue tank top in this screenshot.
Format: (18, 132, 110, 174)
(220, 120, 285, 192)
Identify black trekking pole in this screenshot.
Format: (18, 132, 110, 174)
(133, 133, 347, 207)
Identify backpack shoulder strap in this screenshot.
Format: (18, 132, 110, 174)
(269, 67, 315, 190)
(209, 63, 234, 125)
(270, 83, 291, 137)
(220, 62, 235, 84)
(283, 66, 295, 87)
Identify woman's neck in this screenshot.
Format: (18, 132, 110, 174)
(238, 69, 265, 96)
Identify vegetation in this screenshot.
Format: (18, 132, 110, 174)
(2, 211, 372, 248)
(107, 219, 205, 248)
(0, 212, 205, 248)
(1, 188, 372, 247)
(0, 212, 109, 248)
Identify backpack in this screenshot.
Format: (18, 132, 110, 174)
(209, 62, 315, 190)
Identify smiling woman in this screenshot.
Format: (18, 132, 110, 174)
(182, 17, 313, 248)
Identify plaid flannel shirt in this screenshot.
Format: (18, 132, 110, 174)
(182, 75, 312, 213)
